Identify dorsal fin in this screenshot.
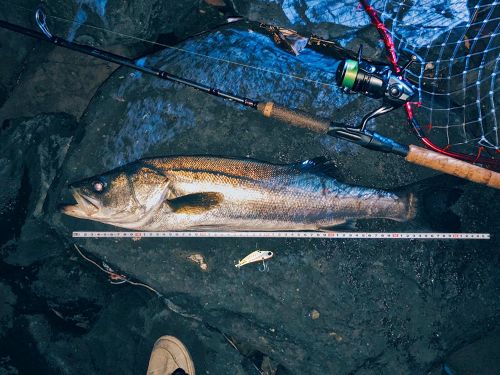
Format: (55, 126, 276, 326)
(292, 157, 339, 178)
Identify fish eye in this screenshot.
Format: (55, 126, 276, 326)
(92, 179, 106, 193)
(268, 252, 272, 256)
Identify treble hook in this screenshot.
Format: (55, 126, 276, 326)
(35, 6, 53, 39)
(258, 259, 269, 272)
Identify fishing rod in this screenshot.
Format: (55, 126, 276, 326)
(0, 8, 499, 189)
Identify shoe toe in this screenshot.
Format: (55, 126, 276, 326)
(147, 336, 195, 375)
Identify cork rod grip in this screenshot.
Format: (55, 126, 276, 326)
(257, 102, 330, 134)
(406, 145, 500, 189)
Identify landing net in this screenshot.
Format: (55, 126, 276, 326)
(371, 0, 499, 160)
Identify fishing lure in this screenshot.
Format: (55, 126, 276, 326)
(235, 250, 274, 271)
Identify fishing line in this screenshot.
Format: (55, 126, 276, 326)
(1, 0, 338, 87)
(73, 243, 266, 375)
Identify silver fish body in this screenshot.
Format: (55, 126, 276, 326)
(62, 156, 416, 231)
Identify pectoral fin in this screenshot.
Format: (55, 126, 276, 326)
(167, 192, 223, 214)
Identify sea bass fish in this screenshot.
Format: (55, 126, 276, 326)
(61, 155, 456, 231)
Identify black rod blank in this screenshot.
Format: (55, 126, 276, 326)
(0, 15, 411, 158)
(0, 19, 259, 109)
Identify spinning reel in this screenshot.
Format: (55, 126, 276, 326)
(260, 24, 418, 147)
(335, 45, 417, 130)
(327, 46, 417, 152)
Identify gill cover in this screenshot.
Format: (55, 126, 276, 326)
(63, 163, 170, 224)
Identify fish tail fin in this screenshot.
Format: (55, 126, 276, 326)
(395, 175, 464, 231)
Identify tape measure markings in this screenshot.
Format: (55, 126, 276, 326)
(72, 231, 490, 239)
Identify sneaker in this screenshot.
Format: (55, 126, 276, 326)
(146, 336, 196, 375)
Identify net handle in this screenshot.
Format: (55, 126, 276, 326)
(406, 145, 500, 188)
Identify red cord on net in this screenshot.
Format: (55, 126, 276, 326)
(359, 0, 499, 169)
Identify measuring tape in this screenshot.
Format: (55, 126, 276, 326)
(72, 231, 490, 239)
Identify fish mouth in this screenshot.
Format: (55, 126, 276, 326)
(61, 189, 101, 218)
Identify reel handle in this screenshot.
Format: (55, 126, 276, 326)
(406, 145, 500, 189)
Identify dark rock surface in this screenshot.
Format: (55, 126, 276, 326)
(0, 0, 231, 123)
(46, 23, 500, 375)
(0, 114, 76, 248)
(0, 1, 499, 374)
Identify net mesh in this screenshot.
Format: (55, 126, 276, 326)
(371, 0, 499, 156)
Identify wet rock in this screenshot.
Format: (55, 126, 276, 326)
(0, 0, 231, 124)
(0, 29, 35, 110)
(0, 2, 37, 110)
(0, 282, 16, 338)
(0, 43, 121, 124)
(22, 289, 247, 374)
(1, 242, 248, 374)
(0, 358, 18, 375)
(442, 329, 500, 375)
(36, 21, 499, 374)
(44, 24, 366, 187)
(0, 113, 77, 249)
(231, 0, 364, 34)
(261, 355, 278, 375)
(0, 0, 226, 48)
(0, 2, 498, 374)
(231, 0, 470, 43)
